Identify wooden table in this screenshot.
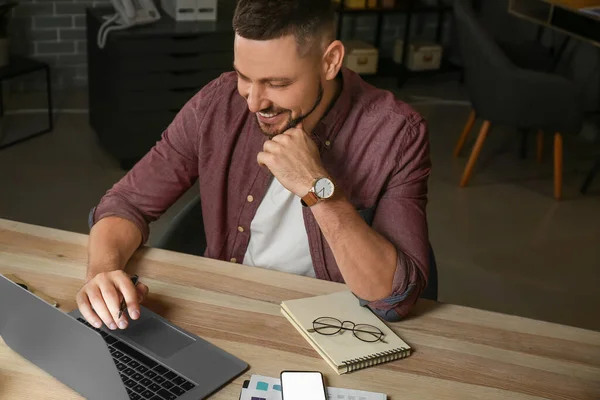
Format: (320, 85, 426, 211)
(1, 218, 600, 400)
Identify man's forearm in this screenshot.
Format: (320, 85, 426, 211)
(310, 195, 397, 301)
(86, 216, 143, 281)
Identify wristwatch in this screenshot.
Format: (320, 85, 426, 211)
(301, 177, 335, 207)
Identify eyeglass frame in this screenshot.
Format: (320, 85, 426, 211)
(307, 316, 387, 343)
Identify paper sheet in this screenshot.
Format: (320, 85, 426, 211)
(240, 374, 387, 400)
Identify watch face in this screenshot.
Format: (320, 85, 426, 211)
(314, 178, 335, 199)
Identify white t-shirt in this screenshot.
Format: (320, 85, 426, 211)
(242, 178, 315, 278)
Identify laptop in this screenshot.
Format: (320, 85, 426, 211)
(0, 274, 249, 400)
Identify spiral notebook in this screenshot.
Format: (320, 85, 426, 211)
(280, 291, 411, 375)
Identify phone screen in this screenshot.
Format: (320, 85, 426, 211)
(280, 371, 327, 400)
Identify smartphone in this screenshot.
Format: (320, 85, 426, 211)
(280, 370, 327, 400)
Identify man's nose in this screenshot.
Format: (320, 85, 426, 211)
(246, 85, 265, 113)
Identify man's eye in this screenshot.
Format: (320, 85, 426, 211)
(269, 82, 289, 89)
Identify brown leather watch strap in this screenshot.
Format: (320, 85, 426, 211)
(301, 191, 319, 207)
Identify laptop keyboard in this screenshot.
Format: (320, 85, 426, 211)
(77, 318, 197, 400)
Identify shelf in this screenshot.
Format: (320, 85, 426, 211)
(397, 57, 462, 85)
(362, 57, 401, 77)
(334, 1, 452, 14)
(351, 57, 461, 80)
(334, 0, 463, 87)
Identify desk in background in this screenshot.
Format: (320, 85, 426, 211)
(0, 57, 53, 150)
(1, 218, 600, 399)
(508, 0, 600, 48)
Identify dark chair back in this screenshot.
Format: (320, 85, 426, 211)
(421, 244, 439, 301)
(453, 0, 517, 122)
(156, 196, 206, 257)
(453, 0, 583, 134)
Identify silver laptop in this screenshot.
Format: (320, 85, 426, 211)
(0, 274, 248, 400)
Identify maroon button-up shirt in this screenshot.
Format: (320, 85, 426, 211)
(91, 67, 431, 320)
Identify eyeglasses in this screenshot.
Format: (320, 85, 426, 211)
(307, 317, 386, 343)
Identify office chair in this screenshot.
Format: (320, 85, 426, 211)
(421, 244, 438, 301)
(452, 0, 584, 199)
(581, 157, 600, 194)
(157, 195, 438, 301)
(156, 195, 206, 257)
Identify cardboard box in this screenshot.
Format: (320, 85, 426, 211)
(393, 39, 442, 71)
(343, 40, 379, 75)
(161, 0, 217, 21)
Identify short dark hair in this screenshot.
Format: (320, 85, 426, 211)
(232, 0, 336, 57)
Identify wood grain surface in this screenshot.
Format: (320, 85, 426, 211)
(1, 218, 599, 399)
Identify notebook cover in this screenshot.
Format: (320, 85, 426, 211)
(280, 291, 411, 374)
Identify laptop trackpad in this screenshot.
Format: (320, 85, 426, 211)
(121, 317, 195, 358)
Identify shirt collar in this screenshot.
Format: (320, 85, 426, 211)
(313, 67, 355, 147)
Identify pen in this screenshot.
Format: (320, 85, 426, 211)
(118, 274, 138, 319)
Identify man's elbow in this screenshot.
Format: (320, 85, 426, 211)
(365, 280, 422, 322)
(355, 280, 394, 303)
(354, 260, 396, 301)
(371, 306, 404, 322)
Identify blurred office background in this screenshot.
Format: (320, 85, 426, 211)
(0, 0, 599, 331)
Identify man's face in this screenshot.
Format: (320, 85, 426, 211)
(234, 34, 323, 137)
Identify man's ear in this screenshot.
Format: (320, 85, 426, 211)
(323, 40, 344, 81)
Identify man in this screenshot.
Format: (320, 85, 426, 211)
(77, 0, 431, 331)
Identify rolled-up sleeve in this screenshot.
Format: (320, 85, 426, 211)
(90, 78, 221, 244)
(361, 117, 431, 321)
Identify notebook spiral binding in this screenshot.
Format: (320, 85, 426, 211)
(342, 347, 411, 373)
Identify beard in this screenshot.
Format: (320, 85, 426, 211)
(255, 82, 324, 139)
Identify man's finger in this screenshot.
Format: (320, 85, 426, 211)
(257, 151, 274, 168)
(262, 139, 280, 153)
(136, 283, 149, 304)
(86, 285, 117, 330)
(286, 126, 308, 140)
(114, 276, 141, 323)
(76, 289, 102, 328)
(98, 281, 124, 328)
(271, 133, 291, 145)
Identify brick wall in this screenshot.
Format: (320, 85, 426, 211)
(9, 0, 111, 91)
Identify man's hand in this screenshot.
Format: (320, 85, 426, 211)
(257, 123, 328, 197)
(76, 270, 149, 330)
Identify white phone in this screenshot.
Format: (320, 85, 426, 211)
(98, 0, 161, 48)
(280, 370, 327, 400)
(111, 0, 160, 26)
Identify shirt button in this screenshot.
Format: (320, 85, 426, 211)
(247, 195, 254, 203)
(230, 258, 237, 263)
(238, 226, 245, 233)
(325, 140, 332, 148)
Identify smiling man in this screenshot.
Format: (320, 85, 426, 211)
(78, 0, 432, 331)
